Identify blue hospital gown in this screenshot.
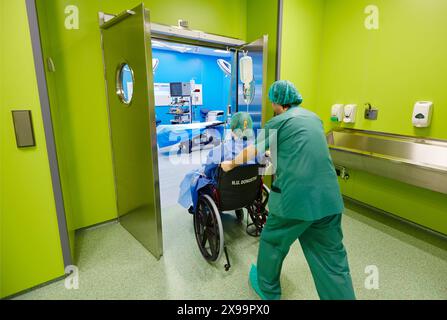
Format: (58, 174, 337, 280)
(178, 138, 257, 211)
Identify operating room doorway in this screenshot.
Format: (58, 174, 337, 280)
(153, 39, 233, 210)
(100, 3, 268, 261)
(150, 36, 268, 210)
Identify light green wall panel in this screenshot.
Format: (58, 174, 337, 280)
(247, 0, 279, 124)
(0, 0, 66, 298)
(317, 0, 447, 139)
(280, 0, 325, 112)
(246, 0, 279, 188)
(317, 0, 447, 235)
(35, 0, 254, 229)
(36, 0, 118, 230)
(281, 0, 447, 235)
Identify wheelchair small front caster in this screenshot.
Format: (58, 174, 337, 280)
(235, 209, 244, 223)
(223, 247, 231, 271)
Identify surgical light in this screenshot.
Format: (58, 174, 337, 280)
(217, 59, 231, 77)
(152, 58, 159, 73)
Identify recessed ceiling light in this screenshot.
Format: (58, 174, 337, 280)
(151, 40, 166, 48)
(214, 49, 230, 54)
(171, 46, 192, 53)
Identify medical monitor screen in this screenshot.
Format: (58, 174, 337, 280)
(170, 82, 191, 97)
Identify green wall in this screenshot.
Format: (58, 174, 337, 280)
(281, 0, 325, 112)
(281, 0, 447, 234)
(317, 0, 447, 139)
(36, 0, 119, 231)
(246, 0, 279, 188)
(0, 0, 66, 298)
(36, 0, 277, 230)
(247, 0, 279, 123)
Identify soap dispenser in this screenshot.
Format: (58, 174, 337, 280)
(412, 101, 433, 128)
(331, 104, 344, 122)
(343, 104, 357, 123)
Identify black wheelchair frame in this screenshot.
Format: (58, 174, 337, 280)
(192, 164, 270, 271)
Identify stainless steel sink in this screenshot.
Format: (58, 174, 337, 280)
(327, 129, 447, 194)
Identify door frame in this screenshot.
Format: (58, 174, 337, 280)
(25, 0, 72, 267)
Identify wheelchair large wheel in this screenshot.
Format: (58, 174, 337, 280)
(246, 184, 270, 237)
(194, 194, 224, 262)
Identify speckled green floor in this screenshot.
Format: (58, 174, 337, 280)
(14, 201, 447, 300)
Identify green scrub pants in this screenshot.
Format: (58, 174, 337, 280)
(256, 213, 356, 300)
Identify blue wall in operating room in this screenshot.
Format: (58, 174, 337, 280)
(152, 49, 231, 124)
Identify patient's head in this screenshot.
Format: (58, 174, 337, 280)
(230, 112, 254, 139)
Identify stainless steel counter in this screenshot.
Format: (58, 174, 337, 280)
(326, 129, 447, 194)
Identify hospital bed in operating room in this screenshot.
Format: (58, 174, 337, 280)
(156, 121, 225, 153)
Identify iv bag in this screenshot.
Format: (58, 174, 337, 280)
(239, 55, 253, 84)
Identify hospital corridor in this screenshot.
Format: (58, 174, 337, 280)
(1, 0, 447, 304)
(12, 150, 447, 300)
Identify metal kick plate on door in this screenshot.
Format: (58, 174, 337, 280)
(12, 110, 36, 148)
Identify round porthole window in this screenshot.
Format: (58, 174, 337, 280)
(116, 63, 134, 105)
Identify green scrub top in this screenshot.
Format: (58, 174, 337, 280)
(257, 106, 344, 221)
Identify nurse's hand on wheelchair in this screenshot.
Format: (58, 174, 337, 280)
(221, 150, 271, 173)
(220, 160, 234, 172)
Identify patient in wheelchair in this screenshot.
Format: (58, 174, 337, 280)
(178, 112, 258, 213)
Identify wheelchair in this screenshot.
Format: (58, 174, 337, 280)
(192, 164, 270, 271)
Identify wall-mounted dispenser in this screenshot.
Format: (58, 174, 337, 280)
(331, 104, 344, 122)
(343, 104, 357, 123)
(364, 103, 379, 120)
(412, 101, 433, 128)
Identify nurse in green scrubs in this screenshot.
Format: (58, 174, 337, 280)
(221, 80, 356, 300)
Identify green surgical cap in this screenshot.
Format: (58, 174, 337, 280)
(268, 80, 303, 106)
(230, 112, 254, 138)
